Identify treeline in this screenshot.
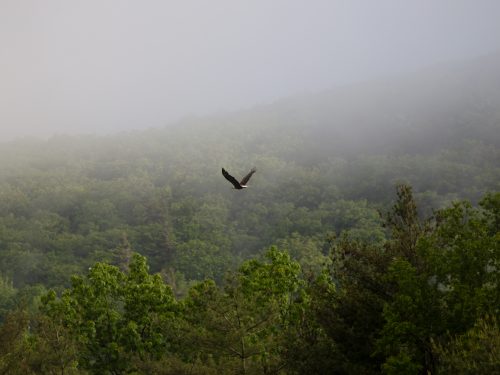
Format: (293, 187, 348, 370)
(0, 112, 498, 295)
(0, 53, 499, 373)
(1, 53, 499, 295)
(0, 186, 498, 374)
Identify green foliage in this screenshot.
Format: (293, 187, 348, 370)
(0, 187, 497, 373)
(299, 187, 500, 374)
(378, 189, 500, 373)
(0, 91, 498, 372)
(433, 316, 500, 374)
(480, 191, 500, 233)
(276, 233, 330, 276)
(0, 276, 16, 322)
(42, 254, 177, 374)
(27, 312, 80, 374)
(173, 239, 234, 283)
(0, 309, 32, 374)
(182, 247, 304, 374)
(0, 104, 497, 290)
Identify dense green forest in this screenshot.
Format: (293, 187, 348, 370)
(0, 54, 499, 373)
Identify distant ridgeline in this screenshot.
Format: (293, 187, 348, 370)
(0, 51, 498, 294)
(0, 53, 498, 374)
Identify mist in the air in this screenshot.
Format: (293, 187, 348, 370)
(1, 0, 500, 141)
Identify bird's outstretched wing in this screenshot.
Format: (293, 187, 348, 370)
(222, 168, 242, 189)
(239, 167, 256, 185)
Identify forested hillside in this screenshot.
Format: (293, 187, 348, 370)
(0, 54, 499, 373)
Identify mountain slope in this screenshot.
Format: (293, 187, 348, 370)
(0, 53, 498, 288)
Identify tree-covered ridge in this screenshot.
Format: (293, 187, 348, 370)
(0, 76, 499, 289)
(0, 187, 498, 374)
(0, 126, 497, 293)
(0, 53, 498, 372)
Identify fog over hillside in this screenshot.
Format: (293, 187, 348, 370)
(172, 51, 500, 159)
(0, 6, 499, 370)
(1, 50, 500, 167)
(0, 50, 498, 210)
(1, 0, 500, 140)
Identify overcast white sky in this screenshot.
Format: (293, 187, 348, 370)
(1, 0, 500, 140)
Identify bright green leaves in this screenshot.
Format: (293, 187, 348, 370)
(0, 186, 497, 374)
(42, 253, 177, 374)
(30, 248, 305, 374)
(183, 247, 304, 374)
(238, 247, 302, 303)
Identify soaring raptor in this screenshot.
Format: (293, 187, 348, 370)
(222, 167, 256, 189)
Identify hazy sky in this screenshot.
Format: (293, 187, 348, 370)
(1, 0, 500, 140)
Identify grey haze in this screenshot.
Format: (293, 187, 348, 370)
(1, 0, 500, 140)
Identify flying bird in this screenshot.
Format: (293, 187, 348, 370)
(222, 167, 256, 189)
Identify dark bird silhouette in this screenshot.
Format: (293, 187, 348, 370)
(222, 167, 256, 189)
